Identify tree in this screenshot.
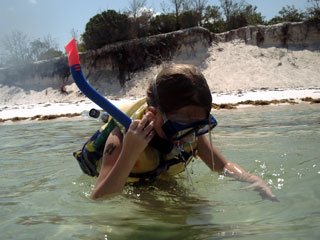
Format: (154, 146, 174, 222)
(160, 0, 171, 14)
(126, 1, 154, 39)
(307, 0, 320, 22)
(169, 0, 186, 29)
(229, 4, 265, 28)
(278, 5, 306, 21)
(128, 0, 147, 20)
(244, 5, 265, 25)
(179, 10, 199, 28)
(1, 31, 62, 65)
(30, 35, 61, 61)
(308, 0, 320, 8)
(202, 5, 225, 32)
(133, 8, 154, 38)
(219, 0, 264, 30)
(2, 30, 32, 65)
(38, 48, 63, 61)
(220, 0, 245, 26)
(269, 5, 306, 24)
(191, 0, 209, 26)
(82, 10, 131, 50)
(149, 13, 177, 34)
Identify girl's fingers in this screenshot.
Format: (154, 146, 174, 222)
(145, 130, 155, 141)
(128, 117, 154, 141)
(137, 115, 149, 131)
(143, 121, 154, 135)
(130, 120, 139, 130)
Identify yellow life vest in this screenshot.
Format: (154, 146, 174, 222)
(118, 98, 198, 183)
(74, 98, 198, 182)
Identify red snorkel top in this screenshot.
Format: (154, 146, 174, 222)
(65, 38, 80, 66)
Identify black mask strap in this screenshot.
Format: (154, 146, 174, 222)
(148, 75, 173, 153)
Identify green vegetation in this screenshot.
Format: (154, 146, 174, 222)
(306, 0, 320, 23)
(268, 5, 306, 24)
(0, 0, 319, 66)
(80, 0, 319, 51)
(82, 10, 131, 50)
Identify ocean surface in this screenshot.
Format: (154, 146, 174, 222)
(1, 103, 319, 240)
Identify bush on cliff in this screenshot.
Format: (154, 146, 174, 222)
(82, 10, 131, 50)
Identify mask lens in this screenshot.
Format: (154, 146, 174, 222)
(162, 114, 218, 140)
(196, 115, 218, 136)
(195, 125, 210, 136)
(171, 128, 196, 141)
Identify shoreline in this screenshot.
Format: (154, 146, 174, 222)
(1, 88, 319, 124)
(1, 38, 319, 125)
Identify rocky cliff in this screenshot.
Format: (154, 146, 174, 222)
(0, 27, 212, 93)
(214, 21, 320, 49)
(0, 22, 319, 96)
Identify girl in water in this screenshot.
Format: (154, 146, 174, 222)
(82, 64, 276, 201)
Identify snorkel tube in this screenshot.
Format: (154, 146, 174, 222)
(66, 38, 173, 154)
(65, 38, 131, 129)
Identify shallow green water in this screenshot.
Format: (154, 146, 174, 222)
(1, 104, 319, 240)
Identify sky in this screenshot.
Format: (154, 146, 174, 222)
(0, 0, 311, 51)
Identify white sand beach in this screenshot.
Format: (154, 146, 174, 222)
(1, 39, 320, 123)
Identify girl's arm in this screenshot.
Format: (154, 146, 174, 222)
(91, 115, 154, 199)
(197, 135, 278, 201)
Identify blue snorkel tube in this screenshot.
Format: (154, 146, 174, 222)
(65, 38, 131, 130)
(66, 38, 173, 154)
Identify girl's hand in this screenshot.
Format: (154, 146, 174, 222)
(242, 180, 279, 202)
(90, 113, 155, 199)
(121, 113, 155, 162)
(223, 162, 278, 202)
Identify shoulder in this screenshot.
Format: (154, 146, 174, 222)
(106, 126, 123, 145)
(100, 126, 123, 170)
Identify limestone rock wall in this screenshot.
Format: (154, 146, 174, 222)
(0, 27, 212, 92)
(214, 22, 320, 49)
(1, 22, 319, 94)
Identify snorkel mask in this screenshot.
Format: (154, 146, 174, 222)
(161, 114, 217, 141)
(152, 75, 218, 141)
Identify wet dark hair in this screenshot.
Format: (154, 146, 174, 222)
(147, 64, 212, 115)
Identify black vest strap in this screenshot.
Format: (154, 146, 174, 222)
(149, 134, 173, 154)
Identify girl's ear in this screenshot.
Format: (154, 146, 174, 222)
(147, 106, 162, 123)
(147, 106, 157, 115)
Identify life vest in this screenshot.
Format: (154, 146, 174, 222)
(73, 98, 198, 183)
